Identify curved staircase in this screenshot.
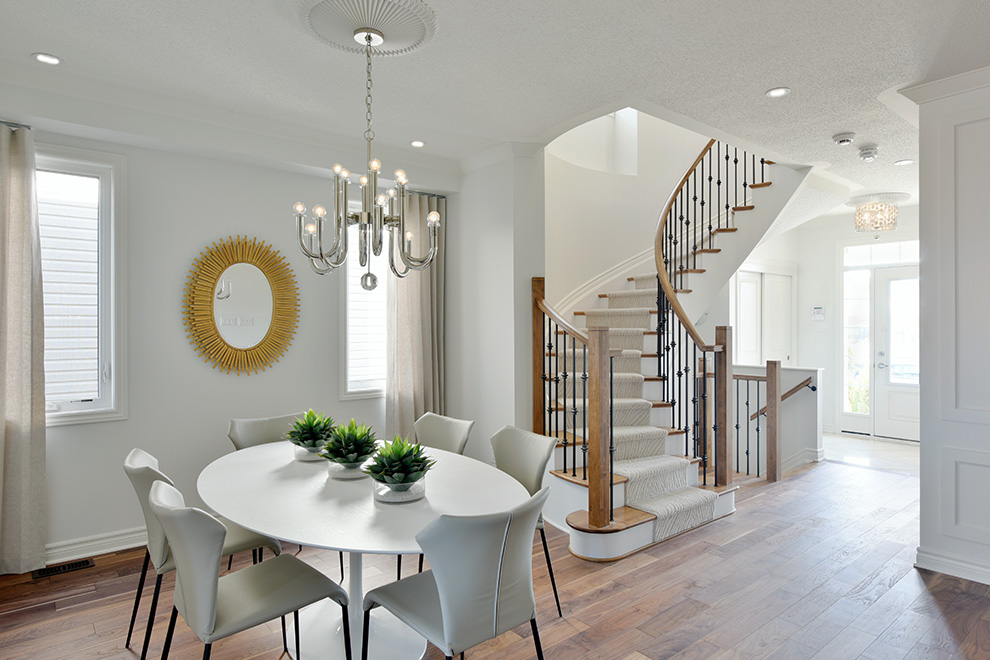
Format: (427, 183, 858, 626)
(538, 139, 810, 560)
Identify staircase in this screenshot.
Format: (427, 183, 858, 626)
(535, 139, 809, 561)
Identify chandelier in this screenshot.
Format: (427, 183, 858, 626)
(293, 28, 439, 290)
(847, 193, 910, 233)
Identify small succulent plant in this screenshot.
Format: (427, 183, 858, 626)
(285, 409, 334, 450)
(320, 419, 378, 465)
(364, 436, 435, 487)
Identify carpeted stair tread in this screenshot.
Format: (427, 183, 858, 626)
(606, 289, 659, 309)
(632, 487, 719, 543)
(614, 455, 690, 502)
(583, 308, 652, 329)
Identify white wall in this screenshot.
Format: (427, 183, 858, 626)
(38, 132, 398, 553)
(731, 206, 920, 433)
(903, 68, 990, 585)
(544, 112, 709, 306)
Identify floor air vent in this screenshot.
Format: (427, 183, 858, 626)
(31, 558, 95, 579)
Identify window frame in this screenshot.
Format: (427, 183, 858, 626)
(36, 143, 128, 426)
(338, 223, 388, 400)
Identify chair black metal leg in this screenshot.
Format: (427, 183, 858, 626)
(396, 554, 402, 580)
(339, 551, 345, 581)
(226, 555, 233, 571)
(530, 618, 545, 660)
(140, 573, 163, 660)
(418, 554, 424, 573)
(125, 550, 150, 648)
(341, 603, 353, 660)
(202, 643, 212, 660)
(281, 614, 288, 652)
(294, 610, 300, 658)
(361, 609, 371, 660)
(539, 528, 562, 617)
(161, 607, 178, 660)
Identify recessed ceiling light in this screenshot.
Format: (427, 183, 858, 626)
(32, 52, 61, 65)
(894, 159, 915, 166)
(765, 87, 791, 98)
(410, 140, 426, 148)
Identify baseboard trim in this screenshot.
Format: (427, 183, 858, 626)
(782, 447, 826, 473)
(915, 546, 990, 586)
(555, 248, 655, 315)
(45, 527, 147, 565)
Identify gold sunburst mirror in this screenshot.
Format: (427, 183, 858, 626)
(182, 236, 299, 375)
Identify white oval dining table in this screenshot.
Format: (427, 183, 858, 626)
(198, 441, 529, 659)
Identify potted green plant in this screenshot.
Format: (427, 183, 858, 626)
(364, 436, 435, 502)
(320, 419, 378, 479)
(286, 409, 334, 461)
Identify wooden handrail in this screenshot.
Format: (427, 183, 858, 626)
(750, 376, 813, 421)
(734, 373, 767, 382)
(536, 298, 589, 345)
(653, 139, 716, 350)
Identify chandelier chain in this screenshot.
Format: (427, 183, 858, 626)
(364, 35, 375, 142)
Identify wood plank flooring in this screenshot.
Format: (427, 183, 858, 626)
(1, 460, 987, 659)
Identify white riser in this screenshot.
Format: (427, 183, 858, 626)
(651, 407, 672, 427)
(643, 380, 663, 400)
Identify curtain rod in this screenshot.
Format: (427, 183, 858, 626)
(0, 119, 32, 131)
(408, 189, 447, 200)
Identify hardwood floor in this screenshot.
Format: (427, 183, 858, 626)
(2, 460, 986, 659)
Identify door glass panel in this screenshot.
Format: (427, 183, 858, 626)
(888, 278, 920, 385)
(843, 269, 871, 414)
(844, 245, 871, 267)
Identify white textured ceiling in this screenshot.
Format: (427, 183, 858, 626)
(1, 0, 988, 199)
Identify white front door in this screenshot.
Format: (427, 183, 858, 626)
(873, 265, 920, 441)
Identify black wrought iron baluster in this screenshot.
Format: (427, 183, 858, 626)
(554, 323, 564, 474)
(760, 157, 766, 184)
(674, 321, 682, 450)
(723, 144, 730, 228)
(570, 334, 578, 477)
(706, 147, 713, 251)
(581, 343, 588, 481)
(735, 378, 740, 473)
(756, 383, 762, 478)
(702, 351, 709, 486)
(742, 150, 748, 207)
(745, 380, 751, 475)
(561, 331, 569, 476)
(542, 313, 548, 436)
(609, 356, 616, 522)
(691, 344, 699, 476)
(546, 318, 554, 447)
(733, 148, 739, 210)
(690, 168, 697, 272)
(678, 187, 685, 290)
(711, 352, 717, 484)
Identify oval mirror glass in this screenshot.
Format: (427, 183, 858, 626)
(212, 263, 273, 349)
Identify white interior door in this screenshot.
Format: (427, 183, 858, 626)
(735, 271, 763, 365)
(873, 265, 920, 441)
(762, 273, 793, 365)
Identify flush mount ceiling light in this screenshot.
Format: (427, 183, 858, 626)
(833, 132, 856, 146)
(847, 193, 910, 232)
(859, 146, 880, 162)
(293, 1, 441, 291)
(410, 140, 426, 148)
(765, 87, 791, 98)
(894, 158, 915, 166)
(32, 52, 61, 65)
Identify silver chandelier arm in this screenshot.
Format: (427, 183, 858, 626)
(398, 224, 439, 271)
(309, 257, 334, 275)
(386, 225, 410, 278)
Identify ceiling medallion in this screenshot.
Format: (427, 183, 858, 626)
(307, 0, 438, 57)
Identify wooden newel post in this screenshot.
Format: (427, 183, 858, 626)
(766, 360, 782, 482)
(532, 277, 545, 436)
(586, 327, 611, 528)
(715, 326, 734, 487)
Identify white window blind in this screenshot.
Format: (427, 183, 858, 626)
(37, 170, 101, 404)
(344, 224, 388, 394)
(35, 145, 126, 425)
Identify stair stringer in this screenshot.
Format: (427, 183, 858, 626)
(676, 165, 812, 325)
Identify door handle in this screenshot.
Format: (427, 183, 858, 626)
(877, 363, 887, 369)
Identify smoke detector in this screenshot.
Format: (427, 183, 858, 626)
(833, 132, 856, 146)
(859, 146, 880, 162)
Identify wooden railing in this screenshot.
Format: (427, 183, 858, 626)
(651, 138, 776, 488)
(532, 277, 614, 528)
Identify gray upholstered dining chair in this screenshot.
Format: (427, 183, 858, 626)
(227, 411, 303, 450)
(362, 488, 551, 660)
(228, 412, 342, 577)
(149, 480, 351, 660)
(491, 424, 562, 617)
(396, 411, 477, 579)
(123, 448, 282, 660)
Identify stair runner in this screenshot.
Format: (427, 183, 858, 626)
(570, 283, 717, 543)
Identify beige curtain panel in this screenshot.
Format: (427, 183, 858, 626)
(386, 194, 445, 441)
(0, 125, 47, 574)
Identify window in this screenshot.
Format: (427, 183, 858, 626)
(341, 224, 388, 397)
(36, 145, 126, 425)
